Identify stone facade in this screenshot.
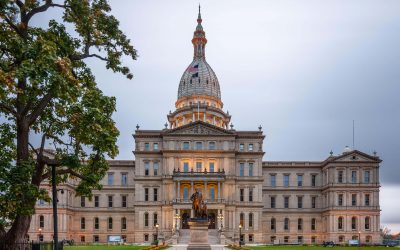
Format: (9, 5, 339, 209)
(27, 7, 381, 245)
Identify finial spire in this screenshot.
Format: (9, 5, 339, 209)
(192, 5, 207, 59)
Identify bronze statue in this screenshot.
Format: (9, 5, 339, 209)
(190, 189, 208, 219)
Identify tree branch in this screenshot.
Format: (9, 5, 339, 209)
(71, 53, 109, 62)
(41, 168, 89, 182)
(28, 92, 53, 125)
(28, 142, 39, 157)
(22, 1, 70, 26)
(0, 102, 17, 117)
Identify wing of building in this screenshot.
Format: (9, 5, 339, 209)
(28, 7, 382, 245)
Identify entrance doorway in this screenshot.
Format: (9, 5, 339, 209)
(208, 211, 216, 229)
(181, 211, 190, 229)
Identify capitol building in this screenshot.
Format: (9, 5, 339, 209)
(28, 8, 382, 246)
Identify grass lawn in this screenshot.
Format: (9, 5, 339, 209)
(64, 246, 147, 250)
(249, 247, 390, 250)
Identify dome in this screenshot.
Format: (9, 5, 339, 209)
(178, 59, 221, 99)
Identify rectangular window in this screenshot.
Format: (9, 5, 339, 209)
(208, 141, 216, 150)
(108, 173, 114, 185)
(153, 214, 158, 226)
(338, 170, 344, 183)
(311, 174, 317, 187)
(249, 214, 253, 228)
(108, 217, 113, 230)
(270, 196, 276, 208)
(153, 143, 158, 150)
(311, 236, 316, 244)
(183, 187, 189, 200)
(352, 194, 357, 206)
(81, 236, 85, 242)
(364, 171, 370, 183)
(153, 188, 158, 201)
(284, 175, 289, 187)
(297, 196, 303, 208)
(94, 196, 99, 207)
(239, 163, 244, 176)
(153, 162, 159, 176)
(122, 195, 127, 207)
(270, 175, 276, 187)
(311, 196, 316, 208)
(81, 196, 85, 207)
(81, 217, 85, 229)
(144, 162, 150, 176)
(365, 194, 370, 206)
(121, 173, 127, 186)
(209, 162, 214, 172)
(248, 144, 254, 151)
(183, 162, 189, 172)
(297, 175, 303, 186)
(298, 236, 303, 244)
(249, 188, 253, 202)
(249, 234, 254, 243)
(108, 196, 113, 208)
(284, 196, 289, 208)
(183, 142, 190, 150)
(338, 194, 343, 206)
(210, 188, 215, 201)
(239, 143, 244, 151)
(311, 218, 316, 231)
(121, 218, 127, 230)
(284, 236, 289, 243)
(351, 170, 357, 183)
(240, 189, 244, 202)
(248, 163, 254, 176)
(144, 188, 149, 201)
(195, 141, 203, 150)
(196, 162, 202, 172)
(144, 143, 150, 151)
(93, 235, 99, 243)
(94, 217, 99, 230)
(144, 214, 149, 227)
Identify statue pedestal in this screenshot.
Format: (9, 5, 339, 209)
(188, 219, 211, 250)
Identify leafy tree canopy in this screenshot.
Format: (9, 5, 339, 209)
(0, 0, 136, 243)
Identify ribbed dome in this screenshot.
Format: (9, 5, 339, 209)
(178, 59, 221, 99)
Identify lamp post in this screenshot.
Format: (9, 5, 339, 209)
(155, 224, 159, 246)
(359, 231, 361, 246)
(239, 224, 242, 247)
(217, 213, 224, 231)
(38, 228, 42, 242)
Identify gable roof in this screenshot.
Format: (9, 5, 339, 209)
(163, 120, 235, 136)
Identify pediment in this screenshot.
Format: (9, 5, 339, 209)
(332, 150, 380, 163)
(164, 121, 234, 136)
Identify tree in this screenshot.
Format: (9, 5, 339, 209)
(381, 226, 392, 239)
(0, 0, 136, 246)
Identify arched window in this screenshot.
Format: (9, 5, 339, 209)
(365, 217, 370, 230)
(39, 215, 44, 228)
(351, 217, 357, 230)
(94, 217, 99, 230)
(121, 217, 127, 230)
(338, 217, 344, 230)
(80, 217, 85, 229)
(153, 213, 158, 226)
(249, 213, 253, 228)
(298, 218, 303, 231)
(108, 217, 113, 230)
(144, 212, 149, 227)
(240, 213, 244, 227)
(284, 218, 289, 231)
(311, 218, 316, 231)
(271, 218, 276, 231)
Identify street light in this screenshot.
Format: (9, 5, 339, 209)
(38, 228, 42, 242)
(359, 231, 361, 246)
(155, 224, 159, 246)
(217, 213, 224, 231)
(239, 224, 242, 247)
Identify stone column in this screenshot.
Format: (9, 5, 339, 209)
(222, 182, 225, 200)
(217, 182, 221, 200)
(204, 181, 207, 200)
(174, 181, 177, 201)
(177, 181, 181, 202)
(192, 112, 195, 122)
(191, 181, 194, 195)
(203, 112, 206, 122)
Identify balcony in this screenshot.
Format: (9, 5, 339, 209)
(172, 169, 226, 181)
(173, 198, 226, 204)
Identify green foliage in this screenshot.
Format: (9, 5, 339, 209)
(0, 0, 136, 234)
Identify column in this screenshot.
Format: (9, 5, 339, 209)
(204, 181, 207, 199)
(222, 209, 225, 229)
(222, 182, 225, 200)
(203, 112, 206, 122)
(174, 181, 177, 201)
(177, 181, 181, 201)
(191, 181, 194, 195)
(217, 182, 221, 200)
(177, 209, 181, 229)
(192, 112, 195, 122)
(213, 116, 216, 125)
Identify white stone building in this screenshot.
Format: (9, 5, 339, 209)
(28, 8, 381, 245)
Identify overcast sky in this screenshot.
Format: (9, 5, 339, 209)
(30, 0, 400, 232)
